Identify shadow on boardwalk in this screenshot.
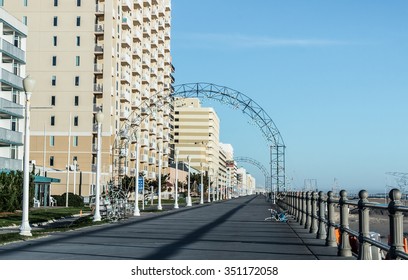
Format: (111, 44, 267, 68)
(0, 195, 355, 260)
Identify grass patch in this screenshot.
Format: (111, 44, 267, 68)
(0, 207, 91, 228)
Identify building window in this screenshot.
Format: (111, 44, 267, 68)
(53, 36, 57, 46)
(51, 96, 56, 106)
(11, 118, 17, 131)
(74, 76, 80, 86)
(75, 56, 80, 66)
(51, 116, 55, 126)
(51, 75, 57, 86)
(74, 96, 79, 106)
(0, 0, 3, 7)
(76, 36, 80, 46)
(74, 116, 78, 126)
(22, 16, 27, 25)
(50, 136, 55, 146)
(73, 136, 79, 147)
(53, 16, 58, 26)
(54, 0, 58, 6)
(23, 0, 28, 6)
(49, 156, 54, 166)
(76, 16, 81, 26)
(76, 0, 81, 7)
(52, 56, 57, 66)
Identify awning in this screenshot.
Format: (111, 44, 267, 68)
(34, 175, 61, 183)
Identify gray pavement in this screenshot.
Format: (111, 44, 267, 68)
(0, 195, 355, 260)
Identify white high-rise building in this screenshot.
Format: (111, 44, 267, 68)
(0, 8, 27, 171)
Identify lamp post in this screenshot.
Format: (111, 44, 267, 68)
(208, 168, 212, 203)
(133, 131, 140, 216)
(187, 155, 192, 206)
(73, 159, 78, 195)
(213, 174, 217, 201)
(20, 75, 35, 236)
(93, 110, 104, 222)
(157, 141, 162, 210)
(174, 148, 179, 209)
(200, 162, 204, 204)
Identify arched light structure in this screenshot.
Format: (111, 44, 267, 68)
(113, 83, 286, 194)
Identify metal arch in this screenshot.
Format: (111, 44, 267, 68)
(114, 82, 286, 192)
(235, 156, 271, 189)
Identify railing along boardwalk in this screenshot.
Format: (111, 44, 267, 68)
(279, 188, 408, 260)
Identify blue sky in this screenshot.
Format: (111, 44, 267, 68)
(170, 0, 408, 194)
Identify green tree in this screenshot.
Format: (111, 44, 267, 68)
(0, 170, 34, 212)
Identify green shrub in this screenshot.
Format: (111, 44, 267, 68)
(0, 170, 34, 212)
(54, 193, 84, 207)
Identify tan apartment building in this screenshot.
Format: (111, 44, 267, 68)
(0, 7, 27, 171)
(4, 0, 174, 198)
(173, 97, 220, 184)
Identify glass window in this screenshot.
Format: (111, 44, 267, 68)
(74, 76, 80, 86)
(74, 116, 78, 126)
(76, 0, 81, 7)
(23, 0, 28, 6)
(51, 116, 55, 126)
(53, 36, 57, 46)
(76, 16, 81, 26)
(76, 36, 80, 46)
(53, 16, 58, 26)
(51, 75, 56, 86)
(52, 56, 57, 66)
(74, 96, 79, 106)
(50, 136, 55, 146)
(22, 16, 27, 25)
(75, 56, 80, 66)
(73, 136, 79, 147)
(49, 156, 54, 166)
(0, 0, 4, 7)
(54, 0, 58, 6)
(51, 96, 56, 106)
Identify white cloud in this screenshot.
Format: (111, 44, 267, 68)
(178, 32, 349, 48)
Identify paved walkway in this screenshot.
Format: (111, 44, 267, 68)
(0, 195, 355, 260)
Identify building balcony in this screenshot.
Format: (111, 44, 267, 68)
(162, 161, 168, 168)
(0, 97, 23, 119)
(95, 24, 104, 34)
(120, 72, 131, 84)
(0, 127, 23, 146)
(121, 53, 132, 65)
(120, 92, 131, 102)
(149, 127, 157, 135)
(140, 138, 148, 147)
(148, 157, 155, 165)
(0, 39, 25, 64)
(133, 46, 142, 58)
(121, 34, 132, 47)
(0, 69, 23, 91)
(133, 12, 142, 24)
(119, 148, 128, 158)
(134, 0, 143, 8)
(120, 111, 129, 120)
(121, 16, 132, 29)
(119, 167, 128, 176)
(148, 172, 156, 179)
(0, 157, 22, 171)
(94, 44, 104, 54)
(131, 98, 141, 109)
(93, 83, 103, 95)
(140, 154, 148, 163)
(121, 0, 132, 11)
(94, 63, 103, 74)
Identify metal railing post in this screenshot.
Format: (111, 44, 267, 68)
(358, 190, 372, 260)
(387, 188, 405, 259)
(310, 191, 318, 233)
(300, 192, 306, 226)
(325, 191, 337, 247)
(316, 191, 327, 239)
(305, 191, 311, 230)
(338, 190, 352, 256)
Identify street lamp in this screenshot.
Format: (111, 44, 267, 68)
(187, 155, 192, 206)
(133, 131, 140, 216)
(73, 159, 78, 195)
(200, 162, 204, 204)
(20, 75, 35, 236)
(208, 168, 212, 203)
(93, 110, 104, 222)
(174, 148, 179, 209)
(157, 141, 162, 210)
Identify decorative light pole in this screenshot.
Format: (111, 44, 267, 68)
(174, 148, 179, 209)
(187, 155, 192, 206)
(208, 168, 212, 203)
(20, 75, 35, 236)
(93, 110, 104, 222)
(73, 159, 78, 195)
(200, 162, 204, 204)
(133, 131, 140, 216)
(157, 141, 162, 210)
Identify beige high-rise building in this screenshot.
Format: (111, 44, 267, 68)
(4, 0, 174, 197)
(173, 97, 220, 179)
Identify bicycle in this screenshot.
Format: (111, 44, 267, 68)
(265, 209, 289, 222)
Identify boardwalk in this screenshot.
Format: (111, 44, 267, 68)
(0, 195, 354, 260)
